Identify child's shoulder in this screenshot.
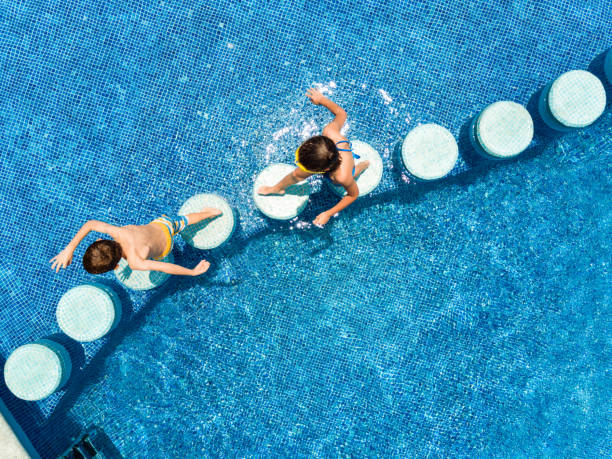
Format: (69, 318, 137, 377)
(322, 126, 345, 143)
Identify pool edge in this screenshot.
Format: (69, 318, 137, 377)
(0, 397, 40, 459)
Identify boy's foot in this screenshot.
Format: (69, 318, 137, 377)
(202, 207, 223, 218)
(257, 186, 285, 196)
(354, 160, 370, 179)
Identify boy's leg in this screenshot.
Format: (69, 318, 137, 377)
(258, 168, 307, 195)
(184, 208, 222, 226)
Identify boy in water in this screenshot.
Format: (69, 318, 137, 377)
(51, 208, 221, 276)
(257, 88, 369, 226)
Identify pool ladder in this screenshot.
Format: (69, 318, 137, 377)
(58, 426, 124, 459)
(59, 433, 98, 459)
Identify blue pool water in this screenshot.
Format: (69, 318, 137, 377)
(0, 0, 610, 457)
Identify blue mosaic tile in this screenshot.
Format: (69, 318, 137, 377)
(0, 0, 610, 457)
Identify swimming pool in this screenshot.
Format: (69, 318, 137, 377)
(0, 0, 610, 456)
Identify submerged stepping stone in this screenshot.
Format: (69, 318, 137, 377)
(253, 163, 311, 220)
(178, 194, 235, 250)
(402, 123, 458, 180)
(470, 101, 534, 159)
(56, 284, 121, 342)
(115, 252, 173, 290)
(328, 141, 383, 197)
(605, 48, 612, 84)
(4, 340, 72, 401)
(539, 70, 606, 131)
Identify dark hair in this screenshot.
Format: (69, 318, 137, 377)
(82, 240, 122, 274)
(297, 135, 341, 173)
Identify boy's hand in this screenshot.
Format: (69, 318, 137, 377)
(306, 88, 326, 105)
(50, 248, 73, 272)
(191, 260, 211, 276)
(313, 211, 332, 227)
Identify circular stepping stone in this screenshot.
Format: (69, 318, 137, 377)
(253, 163, 311, 220)
(115, 252, 173, 290)
(470, 101, 534, 159)
(178, 194, 235, 250)
(4, 340, 72, 401)
(56, 284, 121, 342)
(604, 48, 612, 85)
(328, 141, 383, 197)
(401, 124, 458, 180)
(539, 70, 606, 131)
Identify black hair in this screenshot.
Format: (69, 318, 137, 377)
(82, 239, 122, 274)
(297, 135, 341, 173)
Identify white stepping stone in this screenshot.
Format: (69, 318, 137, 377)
(178, 194, 235, 250)
(4, 340, 72, 401)
(115, 252, 173, 290)
(470, 101, 534, 159)
(253, 163, 311, 220)
(328, 141, 383, 197)
(539, 70, 606, 131)
(56, 284, 121, 342)
(402, 123, 458, 180)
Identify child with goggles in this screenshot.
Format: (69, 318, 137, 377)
(257, 88, 369, 226)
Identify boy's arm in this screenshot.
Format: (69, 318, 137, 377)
(306, 88, 347, 137)
(313, 180, 359, 226)
(130, 259, 210, 276)
(50, 220, 119, 272)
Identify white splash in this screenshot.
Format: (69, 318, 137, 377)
(378, 89, 393, 105)
(300, 120, 318, 139)
(265, 144, 277, 161)
(295, 221, 312, 229)
(340, 121, 350, 136)
(272, 126, 292, 141)
(312, 82, 333, 95)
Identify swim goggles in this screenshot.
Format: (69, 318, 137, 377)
(295, 148, 326, 174)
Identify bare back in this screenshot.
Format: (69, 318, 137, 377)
(323, 130, 355, 187)
(114, 223, 168, 263)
